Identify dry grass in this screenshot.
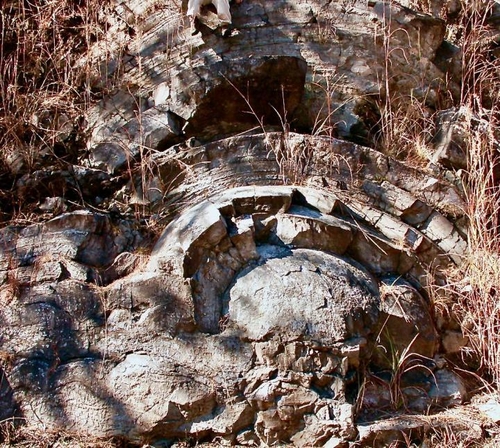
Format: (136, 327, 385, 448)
(450, 108, 500, 387)
(0, 420, 130, 448)
(310, 70, 352, 139)
(374, 92, 437, 165)
(0, 0, 111, 216)
(446, 0, 500, 390)
(371, 0, 500, 391)
(370, 0, 449, 166)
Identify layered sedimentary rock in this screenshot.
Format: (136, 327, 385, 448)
(0, 151, 468, 445)
(0, 0, 481, 446)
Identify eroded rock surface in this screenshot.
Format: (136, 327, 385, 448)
(0, 183, 467, 445)
(227, 247, 379, 343)
(0, 0, 482, 446)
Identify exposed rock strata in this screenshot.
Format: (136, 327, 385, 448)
(0, 0, 482, 446)
(0, 182, 467, 444)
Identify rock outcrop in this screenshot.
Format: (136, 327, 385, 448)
(1, 0, 489, 446)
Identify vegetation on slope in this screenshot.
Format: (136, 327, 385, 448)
(0, 0, 112, 221)
(1, 0, 500, 445)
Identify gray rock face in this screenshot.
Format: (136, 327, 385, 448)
(227, 247, 379, 344)
(430, 106, 496, 172)
(83, 0, 451, 159)
(0, 179, 471, 445)
(0, 183, 468, 444)
(0, 0, 479, 445)
(431, 107, 470, 169)
(373, 277, 439, 369)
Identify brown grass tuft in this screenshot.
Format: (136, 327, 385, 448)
(436, 0, 500, 390)
(0, 0, 111, 210)
(373, 0, 500, 392)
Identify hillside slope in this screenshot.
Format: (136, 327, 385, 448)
(1, 0, 500, 446)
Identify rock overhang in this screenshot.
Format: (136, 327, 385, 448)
(180, 55, 308, 141)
